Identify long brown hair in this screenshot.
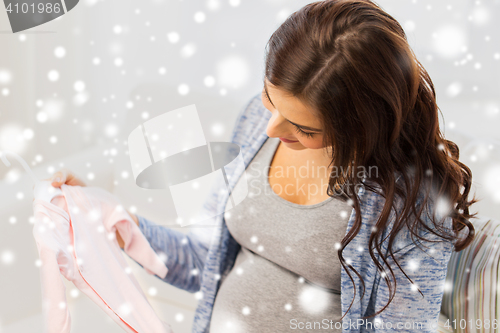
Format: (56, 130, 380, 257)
(263, 0, 478, 320)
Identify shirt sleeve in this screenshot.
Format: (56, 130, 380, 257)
(368, 226, 454, 332)
(134, 215, 211, 293)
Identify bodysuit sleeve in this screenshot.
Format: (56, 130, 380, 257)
(89, 186, 170, 279)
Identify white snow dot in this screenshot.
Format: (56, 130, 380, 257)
(216, 55, 250, 89)
(446, 82, 462, 98)
(70, 289, 80, 298)
(284, 303, 292, 311)
(407, 259, 419, 271)
(113, 25, 123, 34)
(1, 88, 9, 96)
(404, 20, 416, 32)
(74, 81, 86, 92)
(207, 0, 221, 11)
(181, 43, 197, 58)
(159, 67, 167, 75)
(148, 287, 158, 296)
(276, 8, 291, 22)
(158, 252, 168, 263)
(105, 124, 119, 137)
(194, 11, 206, 23)
(118, 303, 132, 316)
(92, 57, 101, 65)
(49, 136, 58, 144)
(242, 306, 251, 315)
(204, 75, 216, 87)
(299, 284, 330, 314)
(211, 123, 224, 136)
(0, 69, 12, 84)
(2, 251, 14, 265)
(229, 0, 241, 7)
(48, 70, 60, 82)
(167, 32, 180, 44)
(23, 128, 34, 140)
(471, 6, 490, 26)
(431, 25, 467, 59)
(114, 58, 123, 67)
(54, 46, 66, 58)
(178, 84, 189, 95)
(175, 313, 184, 322)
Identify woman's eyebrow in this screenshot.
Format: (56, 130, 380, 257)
(286, 119, 323, 132)
(263, 82, 276, 108)
(263, 81, 323, 133)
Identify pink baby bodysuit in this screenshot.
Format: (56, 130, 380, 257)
(32, 180, 173, 333)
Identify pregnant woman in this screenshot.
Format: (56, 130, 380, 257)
(49, 0, 477, 332)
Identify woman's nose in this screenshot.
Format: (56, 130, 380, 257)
(266, 112, 290, 137)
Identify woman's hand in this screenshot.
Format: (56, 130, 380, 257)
(45, 168, 87, 188)
(42, 169, 140, 249)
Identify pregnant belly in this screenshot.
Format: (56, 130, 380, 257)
(209, 247, 343, 333)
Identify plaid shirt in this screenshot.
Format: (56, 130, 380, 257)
(135, 93, 454, 333)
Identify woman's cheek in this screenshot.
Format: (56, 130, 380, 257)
(299, 136, 326, 149)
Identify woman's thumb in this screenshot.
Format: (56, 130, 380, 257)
(51, 170, 66, 186)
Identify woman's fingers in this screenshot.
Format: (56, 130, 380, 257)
(66, 172, 86, 187)
(50, 169, 67, 187)
(43, 168, 87, 188)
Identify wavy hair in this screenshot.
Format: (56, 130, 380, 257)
(263, 0, 478, 320)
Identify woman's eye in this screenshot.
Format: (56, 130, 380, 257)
(262, 91, 271, 103)
(294, 126, 315, 138)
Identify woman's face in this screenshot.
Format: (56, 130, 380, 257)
(261, 79, 327, 151)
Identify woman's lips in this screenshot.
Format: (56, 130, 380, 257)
(279, 137, 298, 143)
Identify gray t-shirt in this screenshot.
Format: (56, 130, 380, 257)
(209, 136, 352, 332)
